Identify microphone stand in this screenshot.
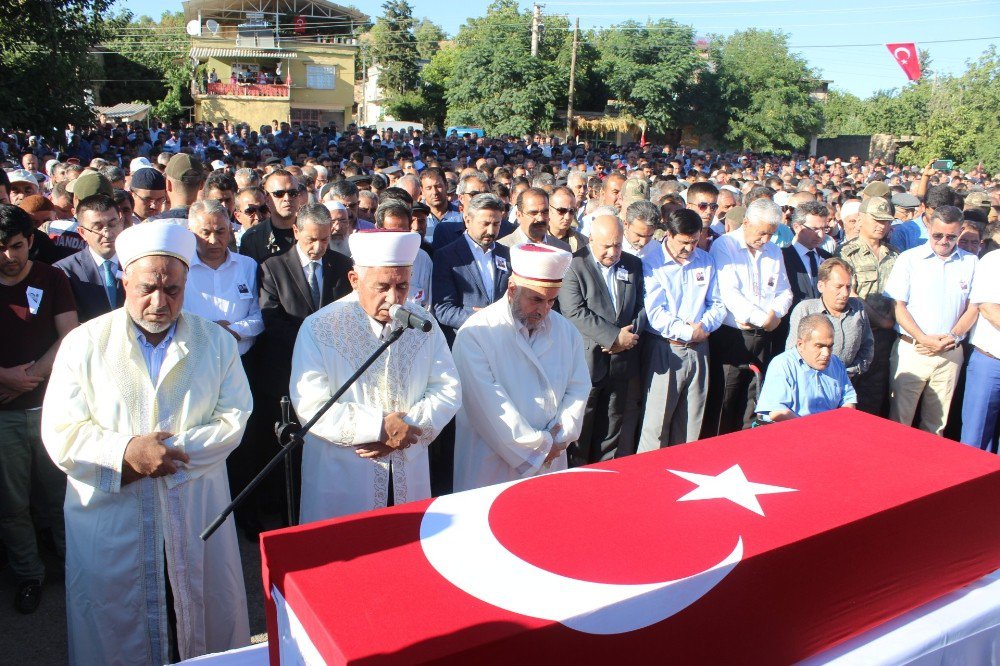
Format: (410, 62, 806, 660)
(201, 325, 406, 541)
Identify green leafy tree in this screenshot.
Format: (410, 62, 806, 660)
(369, 0, 419, 97)
(0, 0, 126, 131)
(445, 0, 561, 135)
(703, 29, 823, 152)
(414, 19, 445, 60)
(592, 20, 701, 134)
(385, 43, 456, 129)
(103, 11, 192, 122)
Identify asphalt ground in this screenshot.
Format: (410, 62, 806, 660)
(0, 529, 270, 665)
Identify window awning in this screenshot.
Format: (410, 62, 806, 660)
(92, 103, 151, 120)
(190, 47, 298, 60)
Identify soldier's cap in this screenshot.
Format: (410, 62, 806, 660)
(67, 171, 114, 200)
(725, 205, 746, 227)
(862, 181, 890, 198)
(965, 190, 991, 210)
(859, 196, 894, 221)
(165, 153, 203, 181)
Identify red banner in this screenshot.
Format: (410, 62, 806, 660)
(294, 15, 306, 35)
(887, 43, 922, 81)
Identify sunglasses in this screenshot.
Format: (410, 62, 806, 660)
(931, 233, 958, 242)
(268, 189, 298, 199)
(695, 202, 720, 211)
(551, 206, 578, 216)
(242, 205, 269, 215)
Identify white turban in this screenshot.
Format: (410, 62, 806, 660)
(348, 230, 420, 267)
(115, 221, 196, 269)
(510, 243, 572, 288)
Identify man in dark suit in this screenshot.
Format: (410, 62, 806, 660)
(53, 195, 125, 323)
(252, 203, 353, 528)
(431, 173, 515, 252)
(239, 169, 301, 265)
(777, 200, 833, 346)
(432, 193, 512, 345)
(558, 213, 644, 465)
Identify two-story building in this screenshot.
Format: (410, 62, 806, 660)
(184, 0, 368, 130)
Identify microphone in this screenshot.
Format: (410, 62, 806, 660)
(388, 304, 432, 332)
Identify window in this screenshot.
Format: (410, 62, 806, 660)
(306, 65, 336, 90)
(291, 108, 323, 125)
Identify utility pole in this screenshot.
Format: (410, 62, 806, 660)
(565, 17, 578, 139)
(531, 4, 542, 58)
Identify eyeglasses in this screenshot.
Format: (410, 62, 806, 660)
(133, 192, 167, 206)
(268, 189, 297, 199)
(551, 206, 578, 216)
(694, 202, 720, 211)
(931, 233, 959, 242)
(79, 222, 123, 235)
(242, 205, 269, 215)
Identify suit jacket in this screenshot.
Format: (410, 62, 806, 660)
(431, 218, 516, 252)
(258, 248, 353, 393)
(778, 244, 832, 347)
(239, 219, 295, 265)
(53, 250, 124, 323)
(432, 236, 511, 345)
(558, 252, 644, 384)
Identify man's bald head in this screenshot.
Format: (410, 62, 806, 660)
(589, 214, 624, 267)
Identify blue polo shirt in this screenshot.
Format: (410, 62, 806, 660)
(757, 347, 857, 417)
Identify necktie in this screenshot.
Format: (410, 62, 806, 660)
(307, 261, 321, 308)
(806, 250, 818, 282)
(101, 260, 117, 307)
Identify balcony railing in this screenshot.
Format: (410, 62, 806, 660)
(204, 82, 290, 97)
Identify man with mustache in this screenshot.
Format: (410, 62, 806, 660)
(42, 222, 251, 662)
(498, 187, 571, 252)
(453, 242, 590, 491)
(290, 230, 460, 521)
(432, 193, 513, 345)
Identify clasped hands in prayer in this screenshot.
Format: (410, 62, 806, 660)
(355, 412, 423, 459)
(122, 432, 188, 485)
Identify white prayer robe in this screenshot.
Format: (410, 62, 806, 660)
(41, 310, 252, 666)
(452, 296, 591, 492)
(291, 294, 461, 522)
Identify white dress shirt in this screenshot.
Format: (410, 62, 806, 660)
(593, 255, 618, 312)
(464, 232, 496, 300)
(643, 242, 727, 342)
(710, 228, 793, 329)
(884, 243, 977, 336)
(970, 250, 1000, 357)
(622, 235, 654, 261)
(296, 244, 323, 296)
(184, 250, 264, 355)
(87, 247, 119, 274)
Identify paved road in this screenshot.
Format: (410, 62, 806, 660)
(0, 532, 269, 664)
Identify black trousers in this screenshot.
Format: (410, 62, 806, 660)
(569, 370, 640, 467)
(703, 325, 776, 437)
(853, 328, 895, 417)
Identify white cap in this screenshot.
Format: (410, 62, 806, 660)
(510, 243, 572, 288)
(323, 200, 347, 214)
(7, 169, 38, 187)
(773, 190, 790, 207)
(45, 159, 59, 176)
(129, 157, 152, 173)
(840, 199, 862, 218)
(211, 160, 227, 171)
(348, 230, 420, 267)
(115, 221, 197, 269)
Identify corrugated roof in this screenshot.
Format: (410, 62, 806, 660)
(92, 103, 151, 119)
(190, 47, 298, 59)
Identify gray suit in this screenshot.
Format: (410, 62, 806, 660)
(497, 226, 572, 252)
(557, 252, 644, 465)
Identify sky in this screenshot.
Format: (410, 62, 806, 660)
(117, 0, 1000, 98)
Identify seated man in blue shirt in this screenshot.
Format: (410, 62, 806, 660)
(756, 313, 857, 422)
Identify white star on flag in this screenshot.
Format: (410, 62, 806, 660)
(668, 464, 797, 516)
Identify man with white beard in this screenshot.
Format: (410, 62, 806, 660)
(452, 243, 590, 491)
(323, 200, 352, 257)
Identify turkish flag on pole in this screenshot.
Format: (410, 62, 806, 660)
(887, 43, 922, 80)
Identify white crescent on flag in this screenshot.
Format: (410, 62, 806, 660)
(420, 469, 743, 635)
(893, 46, 911, 63)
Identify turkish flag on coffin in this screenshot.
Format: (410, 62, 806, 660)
(260, 410, 1000, 664)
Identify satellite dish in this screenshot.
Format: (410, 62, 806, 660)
(206, 19, 220, 35)
(185, 19, 202, 36)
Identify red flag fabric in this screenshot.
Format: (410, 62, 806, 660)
(887, 43, 922, 80)
(261, 410, 1000, 664)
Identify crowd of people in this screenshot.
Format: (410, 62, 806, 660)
(2, 118, 1000, 663)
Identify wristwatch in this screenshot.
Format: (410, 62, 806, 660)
(949, 332, 963, 345)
